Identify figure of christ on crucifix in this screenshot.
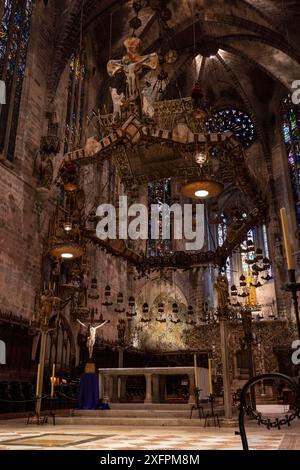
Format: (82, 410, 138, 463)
(107, 37, 158, 117)
(77, 319, 109, 359)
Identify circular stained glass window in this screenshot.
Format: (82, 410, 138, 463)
(207, 108, 256, 148)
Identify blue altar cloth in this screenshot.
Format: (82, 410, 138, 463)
(77, 373, 100, 410)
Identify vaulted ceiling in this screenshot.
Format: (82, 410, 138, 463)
(48, 0, 300, 150)
(49, 1, 300, 88)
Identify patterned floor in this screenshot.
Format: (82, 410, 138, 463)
(0, 420, 297, 450)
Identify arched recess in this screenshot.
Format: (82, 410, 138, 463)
(31, 312, 77, 371)
(130, 280, 190, 352)
(136, 279, 188, 313)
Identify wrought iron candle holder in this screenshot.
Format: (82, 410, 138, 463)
(190, 387, 204, 420)
(285, 269, 300, 339)
(204, 393, 220, 428)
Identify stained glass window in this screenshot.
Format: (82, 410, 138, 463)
(262, 224, 269, 259)
(64, 52, 86, 153)
(147, 179, 172, 256)
(240, 228, 256, 273)
(282, 95, 300, 229)
(217, 221, 232, 282)
(208, 108, 256, 148)
(217, 219, 226, 247)
(0, 0, 32, 161)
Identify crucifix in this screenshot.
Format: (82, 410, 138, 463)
(107, 37, 158, 116)
(77, 318, 109, 359)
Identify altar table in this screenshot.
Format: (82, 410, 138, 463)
(98, 367, 209, 404)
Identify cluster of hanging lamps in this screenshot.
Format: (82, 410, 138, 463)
(102, 285, 113, 306)
(172, 303, 179, 314)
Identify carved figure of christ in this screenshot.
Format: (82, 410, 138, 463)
(77, 319, 108, 359)
(107, 49, 158, 102)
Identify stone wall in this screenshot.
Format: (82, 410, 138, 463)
(0, 2, 58, 318)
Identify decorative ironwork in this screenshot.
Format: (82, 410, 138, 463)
(147, 178, 172, 256)
(64, 52, 86, 153)
(285, 268, 300, 339)
(238, 373, 300, 451)
(204, 394, 220, 428)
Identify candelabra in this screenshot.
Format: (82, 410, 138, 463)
(30, 285, 61, 421)
(230, 238, 272, 315)
(231, 304, 257, 409)
(280, 207, 300, 339)
(285, 269, 300, 339)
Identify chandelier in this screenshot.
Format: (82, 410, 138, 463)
(48, 162, 85, 260)
(230, 238, 272, 308)
(181, 179, 224, 200)
(181, 81, 226, 201)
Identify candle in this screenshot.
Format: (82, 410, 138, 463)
(280, 207, 294, 269)
(50, 363, 56, 398)
(36, 364, 40, 396)
(194, 353, 198, 389)
(208, 358, 213, 395)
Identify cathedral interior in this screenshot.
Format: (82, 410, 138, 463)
(1, 0, 300, 452)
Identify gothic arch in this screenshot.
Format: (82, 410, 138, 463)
(136, 279, 188, 313)
(31, 311, 76, 365)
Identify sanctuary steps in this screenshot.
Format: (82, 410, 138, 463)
(55, 404, 217, 426)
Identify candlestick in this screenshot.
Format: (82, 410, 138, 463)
(50, 363, 55, 398)
(280, 207, 294, 269)
(36, 364, 40, 396)
(194, 353, 198, 388)
(208, 358, 213, 395)
(286, 269, 300, 340)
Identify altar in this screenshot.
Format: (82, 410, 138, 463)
(98, 367, 209, 404)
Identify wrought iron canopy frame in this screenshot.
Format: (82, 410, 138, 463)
(55, 111, 267, 271)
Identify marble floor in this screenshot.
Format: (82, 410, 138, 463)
(0, 419, 300, 450)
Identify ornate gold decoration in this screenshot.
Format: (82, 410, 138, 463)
(214, 274, 230, 311)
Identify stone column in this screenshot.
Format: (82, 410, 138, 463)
(220, 319, 232, 419)
(144, 373, 152, 403)
(103, 374, 111, 402)
(188, 373, 196, 404)
(233, 354, 238, 379)
(117, 348, 124, 402)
